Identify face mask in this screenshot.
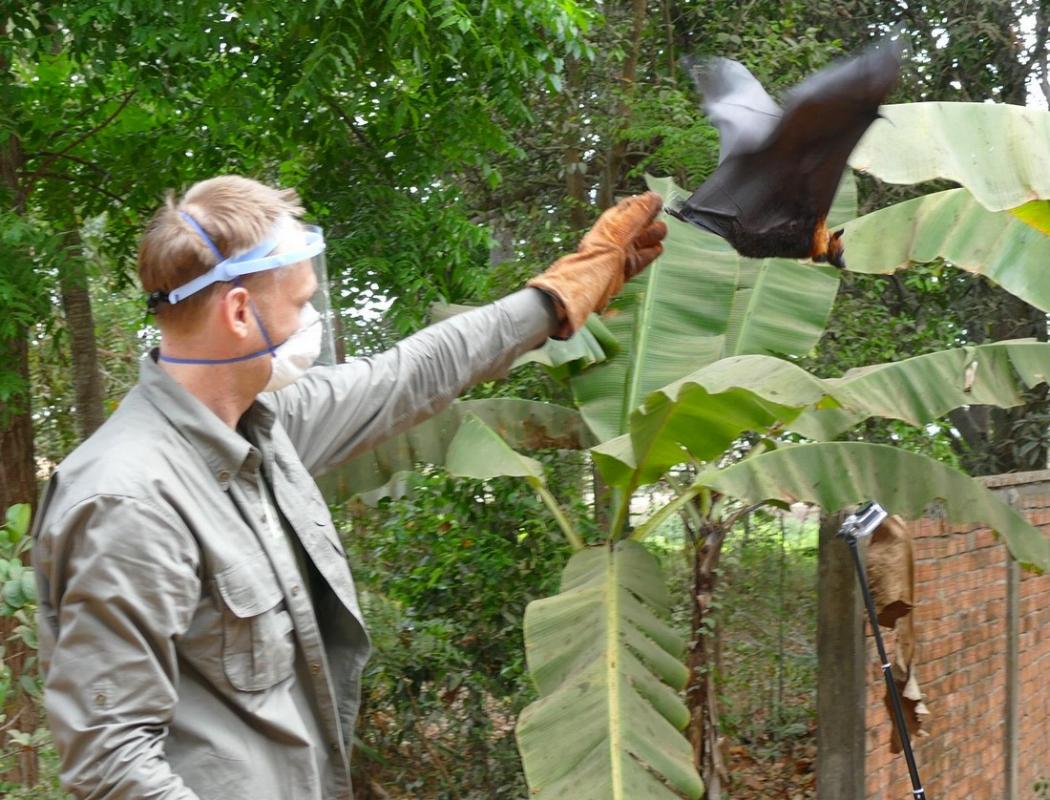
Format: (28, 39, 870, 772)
(153, 211, 336, 374)
(263, 303, 322, 392)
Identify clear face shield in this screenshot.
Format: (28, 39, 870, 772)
(306, 235, 337, 367)
(153, 213, 338, 371)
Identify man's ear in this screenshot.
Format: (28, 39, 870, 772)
(220, 286, 254, 339)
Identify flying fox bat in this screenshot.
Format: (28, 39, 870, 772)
(667, 37, 903, 268)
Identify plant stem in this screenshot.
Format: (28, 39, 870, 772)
(529, 477, 585, 550)
(609, 485, 632, 540)
(631, 482, 703, 541)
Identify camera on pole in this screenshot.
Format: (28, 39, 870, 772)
(837, 501, 927, 800)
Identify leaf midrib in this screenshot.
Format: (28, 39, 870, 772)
(606, 544, 622, 796)
(621, 270, 661, 436)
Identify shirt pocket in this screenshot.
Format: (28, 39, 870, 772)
(213, 552, 295, 692)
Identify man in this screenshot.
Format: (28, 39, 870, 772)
(31, 175, 666, 799)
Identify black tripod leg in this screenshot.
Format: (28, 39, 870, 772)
(845, 536, 927, 799)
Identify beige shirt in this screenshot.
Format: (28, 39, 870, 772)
(32, 290, 557, 800)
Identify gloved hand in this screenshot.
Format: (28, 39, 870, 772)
(528, 192, 667, 339)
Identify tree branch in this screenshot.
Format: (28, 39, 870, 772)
(319, 90, 396, 183)
(19, 170, 125, 204)
(21, 90, 136, 198)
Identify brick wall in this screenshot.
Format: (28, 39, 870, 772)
(864, 475, 1050, 799)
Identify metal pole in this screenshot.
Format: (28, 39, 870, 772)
(843, 529, 927, 799)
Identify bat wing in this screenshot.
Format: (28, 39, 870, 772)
(685, 56, 783, 162)
(767, 35, 904, 216)
(669, 57, 784, 236)
(675, 36, 901, 239)
(672, 151, 800, 241)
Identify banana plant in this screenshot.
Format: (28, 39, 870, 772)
(318, 101, 1050, 797)
(476, 146, 1050, 796)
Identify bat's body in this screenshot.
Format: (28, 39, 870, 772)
(668, 38, 902, 268)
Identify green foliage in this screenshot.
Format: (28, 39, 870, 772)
(698, 515, 818, 745)
(340, 467, 585, 798)
(620, 88, 720, 188)
(0, 745, 68, 800)
(0, 504, 62, 796)
(0, 504, 34, 620)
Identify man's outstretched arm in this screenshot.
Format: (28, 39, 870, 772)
(273, 193, 666, 476)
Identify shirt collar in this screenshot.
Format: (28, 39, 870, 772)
(138, 349, 277, 487)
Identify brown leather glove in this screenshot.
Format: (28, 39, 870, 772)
(528, 192, 667, 339)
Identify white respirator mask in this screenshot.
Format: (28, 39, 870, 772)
(262, 303, 323, 392)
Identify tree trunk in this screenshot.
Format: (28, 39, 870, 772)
(0, 338, 35, 514)
(597, 0, 647, 210)
(0, 333, 40, 788)
(561, 57, 589, 231)
(59, 238, 106, 440)
(685, 517, 729, 797)
(0, 130, 41, 789)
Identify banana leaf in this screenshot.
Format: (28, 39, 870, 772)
(792, 340, 1050, 439)
(841, 188, 1050, 312)
(592, 354, 833, 488)
(517, 540, 703, 799)
(850, 102, 1050, 212)
(697, 441, 1050, 571)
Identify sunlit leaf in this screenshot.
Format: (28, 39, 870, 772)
(851, 103, 1050, 211)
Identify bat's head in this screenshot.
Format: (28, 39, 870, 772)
(810, 224, 846, 269)
(827, 228, 845, 269)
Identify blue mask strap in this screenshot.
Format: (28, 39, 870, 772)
(179, 211, 224, 261)
(243, 286, 278, 354)
(157, 278, 281, 366)
(157, 344, 276, 366)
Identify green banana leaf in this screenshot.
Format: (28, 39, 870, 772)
(593, 341, 1050, 493)
(841, 188, 1050, 312)
(591, 354, 833, 488)
(827, 169, 858, 228)
(792, 340, 1050, 440)
(445, 412, 545, 480)
(850, 102, 1050, 212)
(517, 540, 703, 800)
(696, 441, 1050, 572)
(316, 398, 589, 504)
(572, 175, 840, 443)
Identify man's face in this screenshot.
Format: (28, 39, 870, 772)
(246, 259, 318, 348)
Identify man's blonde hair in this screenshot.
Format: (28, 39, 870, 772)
(139, 175, 304, 326)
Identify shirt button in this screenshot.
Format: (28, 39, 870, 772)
(329, 742, 339, 753)
(218, 470, 230, 482)
(310, 663, 321, 675)
(291, 584, 301, 596)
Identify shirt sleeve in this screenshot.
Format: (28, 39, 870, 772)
(270, 287, 560, 476)
(34, 492, 202, 800)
